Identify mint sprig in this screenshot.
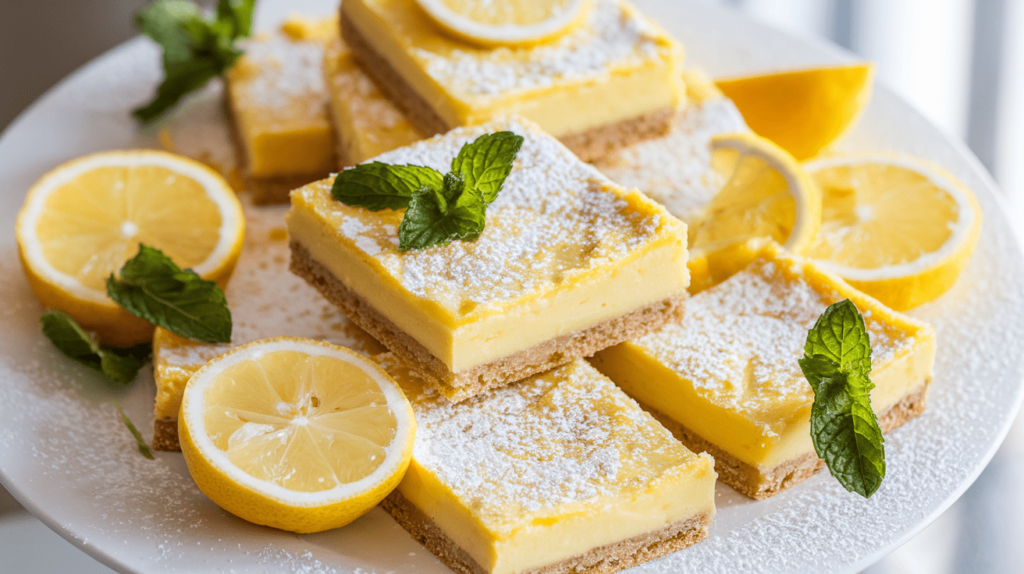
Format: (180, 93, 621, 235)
(117, 403, 155, 460)
(41, 311, 151, 385)
(107, 245, 232, 344)
(134, 0, 256, 123)
(798, 299, 885, 498)
(331, 131, 524, 251)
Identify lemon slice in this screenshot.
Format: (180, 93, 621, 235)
(687, 132, 821, 292)
(415, 0, 584, 46)
(805, 154, 982, 310)
(15, 150, 245, 346)
(716, 64, 874, 161)
(179, 337, 415, 533)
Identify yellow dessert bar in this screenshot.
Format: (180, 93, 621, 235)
(590, 242, 935, 499)
(339, 0, 685, 161)
(286, 117, 690, 402)
(151, 202, 384, 450)
(376, 355, 717, 574)
(225, 18, 338, 204)
(322, 37, 424, 167)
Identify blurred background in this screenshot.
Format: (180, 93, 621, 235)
(1, 0, 1022, 572)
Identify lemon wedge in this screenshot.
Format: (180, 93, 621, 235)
(687, 132, 821, 292)
(415, 0, 584, 46)
(15, 150, 244, 346)
(716, 64, 874, 161)
(179, 337, 415, 533)
(806, 154, 981, 310)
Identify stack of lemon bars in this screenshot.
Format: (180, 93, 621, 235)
(152, 1, 936, 572)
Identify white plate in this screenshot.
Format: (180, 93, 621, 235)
(1, 1, 1023, 573)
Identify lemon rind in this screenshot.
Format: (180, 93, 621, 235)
(180, 337, 415, 507)
(414, 0, 584, 46)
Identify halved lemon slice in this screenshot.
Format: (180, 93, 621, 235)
(179, 337, 415, 533)
(15, 150, 244, 346)
(687, 132, 821, 292)
(716, 64, 874, 161)
(415, 0, 584, 46)
(806, 154, 982, 310)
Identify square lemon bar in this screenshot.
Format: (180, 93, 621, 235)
(322, 37, 425, 167)
(590, 243, 936, 499)
(339, 0, 684, 162)
(286, 118, 689, 402)
(151, 203, 384, 451)
(376, 354, 717, 574)
(225, 18, 338, 204)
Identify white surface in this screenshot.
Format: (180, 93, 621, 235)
(0, 1, 1022, 573)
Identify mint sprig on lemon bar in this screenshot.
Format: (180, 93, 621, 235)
(133, 0, 256, 123)
(107, 245, 233, 344)
(332, 131, 524, 251)
(799, 299, 885, 498)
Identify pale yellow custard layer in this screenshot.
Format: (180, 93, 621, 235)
(153, 202, 384, 421)
(225, 19, 336, 178)
(323, 38, 423, 165)
(377, 355, 717, 574)
(341, 0, 683, 137)
(286, 118, 688, 375)
(591, 243, 935, 471)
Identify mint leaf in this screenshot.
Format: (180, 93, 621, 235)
(332, 162, 444, 210)
(106, 245, 232, 344)
(451, 131, 524, 203)
(133, 0, 254, 123)
(117, 404, 155, 460)
(41, 311, 151, 385)
(399, 173, 487, 250)
(798, 299, 885, 498)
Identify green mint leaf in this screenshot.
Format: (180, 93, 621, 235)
(133, 0, 254, 123)
(450, 131, 524, 203)
(398, 173, 486, 251)
(41, 311, 151, 385)
(116, 403, 155, 460)
(215, 0, 256, 38)
(799, 299, 885, 498)
(332, 162, 444, 211)
(107, 245, 232, 344)
(133, 57, 224, 123)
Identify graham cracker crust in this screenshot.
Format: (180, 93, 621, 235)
(339, 9, 676, 162)
(225, 79, 335, 205)
(381, 490, 712, 574)
(152, 417, 180, 452)
(640, 380, 931, 500)
(290, 241, 687, 402)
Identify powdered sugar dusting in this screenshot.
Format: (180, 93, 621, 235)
(597, 98, 749, 224)
(379, 355, 701, 529)
(157, 201, 384, 369)
(633, 257, 916, 428)
(299, 119, 675, 316)
(407, 0, 673, 98)
(232, 33, 329, 124)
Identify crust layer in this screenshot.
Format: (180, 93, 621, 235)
(339, 10, 676, 162)
(381, 489, 712, 574)
(290, 241, 687, 402)
(153, 417, 180, 452)
(640, 379, 930, 500)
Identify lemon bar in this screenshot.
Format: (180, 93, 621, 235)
(323, 37, 424, 167)
(595, 71, 749, 225)
(339, 0, 684, 162)
(590, 243, 935, 499)
(376, 355, 717, 574)
(225, 18, 337, 204)
(286, 118, 689, 402)
(151, 202, 384, 451)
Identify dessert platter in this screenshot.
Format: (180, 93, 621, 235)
(1, 0, 1024, 573)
